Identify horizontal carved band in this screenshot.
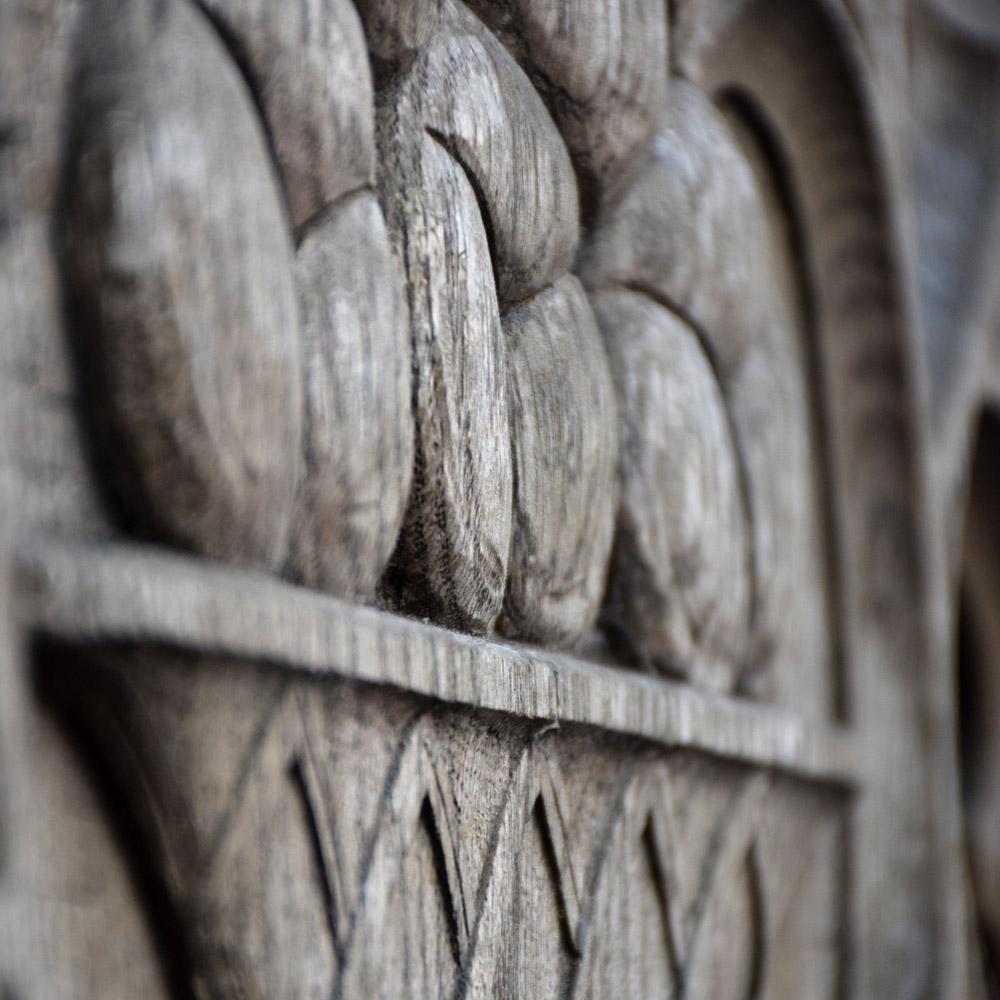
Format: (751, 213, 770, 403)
(16, 538, 856, 783)
(37, 648, 846, 998)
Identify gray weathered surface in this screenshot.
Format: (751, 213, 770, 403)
(0, 0, 989, 996)
(290, 193, 412, 597)
(16, 537, 856, 782)
(465, 0, 669, 215)
(35, 643, 845, 999)
(376, 120, 511, 630)
(502, 276, 618, 647)
(65, 0, 303, 571)
(198, 0, 375, 228)
(582, 79, 830, 709)
(592, 289, 751, 690)
(376, 4, 583, 631)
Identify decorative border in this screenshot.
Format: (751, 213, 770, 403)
(15, 536, 856, 785)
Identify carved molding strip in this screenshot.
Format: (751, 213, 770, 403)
(15, 538, 856, 784)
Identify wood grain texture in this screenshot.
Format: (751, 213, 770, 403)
(464, 0, 668, 214)
(376, 125, 510, 632)
(376, 5, 581, 631)
(695, 3, 941, 992)
(64, 0, 303, 572)
(17, 536, 857, 783)
(591, 288, 751, 691)
(387, 4, 580, 307)
(501, 275, 618, 647)
(289, 192, 413, 598)
(198, 0, 374, 229)
(354, 0, 445, 68)
(0, 7, 165, 989)
(195, 0, 414, 598)
(0, 0, 977, 996)
(39, 645, 846, 999)
(582, 78, 829, 706)
(0, 0, 106, 540)
(579, 79, 767, 374)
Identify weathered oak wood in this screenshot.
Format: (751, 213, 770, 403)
(16, 537, 857, 783)
(385, 4, 580, 307)
(695, 4, 943, 992)
(376, 5, 583, 632)
(64, 0, 303, 572)
(198, 0, 375, 229)
(465, 0, 669, 215)
(0, 0, 985, 995)
(502, 276, 618, 647)
(0, 0, 106, 542)
(36, 646, 846, 999)
(582, 79, 831, 709)
(354, 0, 445, 68)
(592, 288, 751, 691)
(289, 192, 413, 598)
(376, 124, 511, 632)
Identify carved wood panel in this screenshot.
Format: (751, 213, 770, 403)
(0, 0, 985, 996)
(34, 645, 845, 999)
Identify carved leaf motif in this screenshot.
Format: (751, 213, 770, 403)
(502, 276, 618, 647)
(289, 193, 413, 599)
(197, 0, 375, 228)
(593, 288, 751, 688)
(64, 0, 303, 572)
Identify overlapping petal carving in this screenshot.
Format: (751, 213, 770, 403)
(290, 194, 412, 597)
(65, 0, 303, 571)
(198, 0, 375, 228)
(465, 0, 669, 215)
(376, 2, 617, 640)
(582, 80, 829, 695)
(592, 289, 751, 690)
(64, 0, 413, 599)
(61, 0, 834, 694)
(502, 277, 618, 645)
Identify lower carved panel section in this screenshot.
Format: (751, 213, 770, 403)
(38, 645, 846, 999)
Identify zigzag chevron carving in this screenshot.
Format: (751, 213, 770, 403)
(39, 646, 845, 999)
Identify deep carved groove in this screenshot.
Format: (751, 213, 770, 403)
(533, 795, 579, 960)
(289, 757, 344, 970)
(642, 815, 683, 990)
(424, 126, 503, 304)
(744, 844, 767, 1000)
(419, 794, 463, 970)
